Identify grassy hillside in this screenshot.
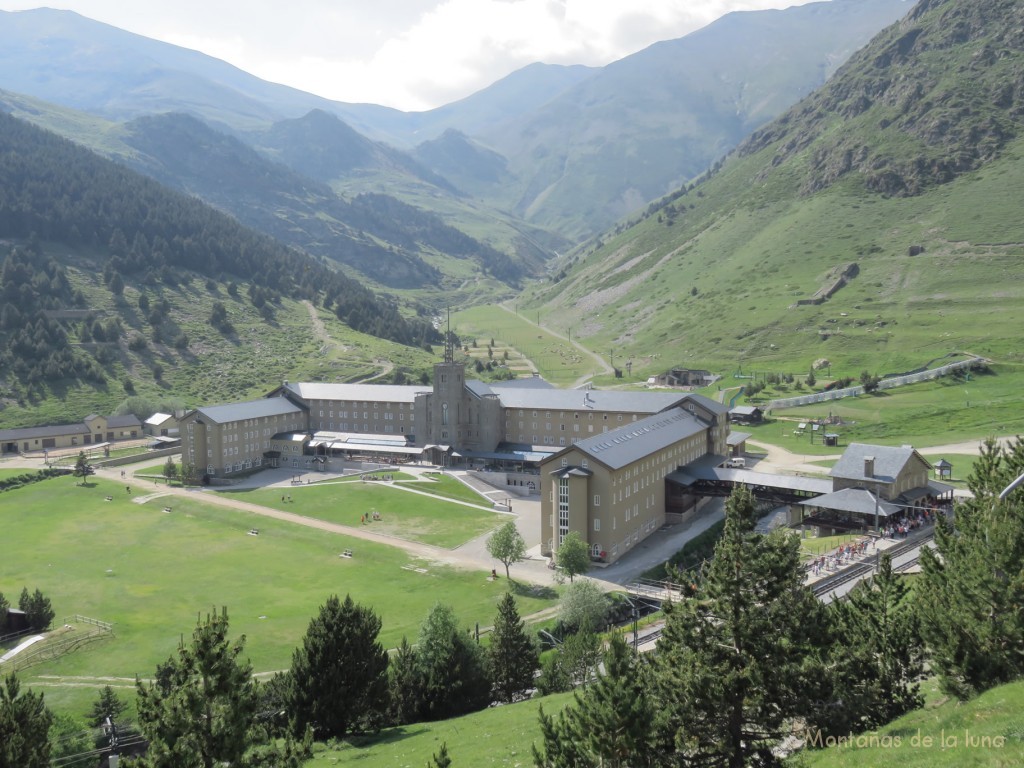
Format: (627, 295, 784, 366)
(521, 135, 1024, 378)
(0, 474, 554, 717)
(516, 0, 1024, 390)
(793, 678, 1024, 767)
(305, 691, 575, 767)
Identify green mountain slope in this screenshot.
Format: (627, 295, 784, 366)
(523, 0, 1024, 381)
(0, 111, 439, 426)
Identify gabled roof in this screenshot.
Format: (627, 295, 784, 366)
(801, 488, 901, 518)
(0, 423, 89, 441)
(195, 397, 304, 425)
(492, 388, 727, 417)
(563, 407, 707, 470)
(107, 414, 142, 429)
(145, 412, 174, 426)
(831, 443, 931, 484)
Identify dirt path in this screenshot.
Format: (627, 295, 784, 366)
(495, 303, 613, 388)
(302, 300, 394, 383)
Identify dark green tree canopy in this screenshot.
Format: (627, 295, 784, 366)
(415, 604, 490, 722)
(0, 674, 52, 768)
(487, 593, 539, 704)
(288, 594, 389, 740)
(134, 609, 258, 768)
(652, 485, 826, 767)
(918, 437, 1024, 699)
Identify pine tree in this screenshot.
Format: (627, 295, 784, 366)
(488, 593, 539, 704)
(86, 685, 128, 728)
(288, 594, 389, 739)
(652, 486, 825, 767)
(18, 589, 54, 632)
(415, 604, 490, 721)
(387, 637, 422, 726)
(0, 674, 52, 768)
(427, 742, 452, 768)
(533, 636, 657, 768)
(134, 609, 257, 768)
(918, 437, 1024, 699)
(818, 554, 924, 735)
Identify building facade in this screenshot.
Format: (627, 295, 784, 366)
(539, 395, 729, 564)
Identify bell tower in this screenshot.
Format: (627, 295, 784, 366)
(430, 309, 467, 446)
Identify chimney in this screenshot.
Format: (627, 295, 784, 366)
(864, 456, 875, 478)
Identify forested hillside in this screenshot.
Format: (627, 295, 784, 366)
(0, 111, 439, 410)
(121, 112, 526, 290)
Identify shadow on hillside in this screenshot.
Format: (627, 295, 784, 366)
(348, 725, 427, 748)
(509, 581, 558, 601)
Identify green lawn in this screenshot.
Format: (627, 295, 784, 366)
(793, 679, 1024, 767)
(0, 476, 555, 718)
(746, 364, 1024, 451)
(221, 481, 506, 548)
(305, 692, 575, 767)
(394, 472, 492, 505)
(453, 306, 605, 386)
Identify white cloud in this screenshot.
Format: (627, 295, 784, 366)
(0, 0, 824, 110)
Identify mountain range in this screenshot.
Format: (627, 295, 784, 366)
(3, 0, 1022, 426)
(0, 0, 912, 249)
(525, 0, 1024, 379)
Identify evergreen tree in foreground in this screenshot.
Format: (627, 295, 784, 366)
(487, 592, 539, 704)
(817, 553, 924, 735)
(0, 674, 52, 768)
(134, 609, 257, 768)
(652, 486, 825, 767)
(288, 594, 389, 739)
(415, 604, 490, 721)
(918, 437, 1024, 699)
(533, 635, 658, 768)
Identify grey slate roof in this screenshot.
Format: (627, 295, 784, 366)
(572, 408, 706, 470)
(801, 488, 901, 518)
(196, 397, 304, 425)
(493, 388, 726, 417)
(830, 443, 931, 484)
(0, 423, 89, 441)
(727, 431, 752, 446)
(283, 382, 424, 404)
(107, 415, 142, 429)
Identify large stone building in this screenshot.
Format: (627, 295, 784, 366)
(179, 354, 731, 561)
(539, 395, 728, 563)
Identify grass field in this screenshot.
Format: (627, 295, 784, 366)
(453, 305, 605, 386)
(221, 480, 506, 549)
(305, 691, 575, 767)
(0, 476, 555, 718)
(793, 679, 1024, 767)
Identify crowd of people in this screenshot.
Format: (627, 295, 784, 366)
(806, 506, 940, 577)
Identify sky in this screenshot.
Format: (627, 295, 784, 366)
(0, 0, 822, 112)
